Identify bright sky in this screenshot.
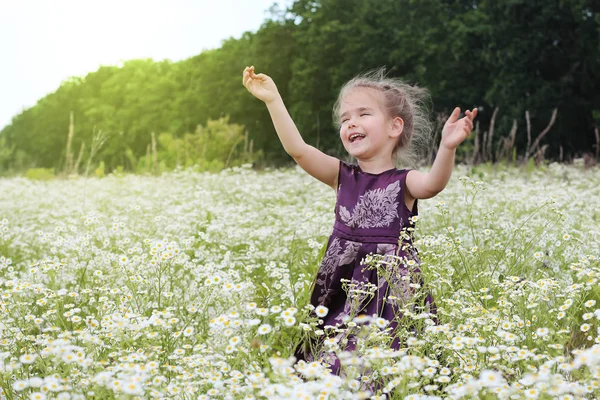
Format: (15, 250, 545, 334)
(0, 0, 288, 130)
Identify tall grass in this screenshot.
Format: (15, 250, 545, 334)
(0, 163, 598, 399)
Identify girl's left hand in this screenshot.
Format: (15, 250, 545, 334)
(440, 107, 478, 150)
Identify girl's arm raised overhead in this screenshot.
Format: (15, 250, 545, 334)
(406, 107, 478, 201)
(243, 66, 339, 192)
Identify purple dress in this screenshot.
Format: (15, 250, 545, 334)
(297, 160, 437, 373)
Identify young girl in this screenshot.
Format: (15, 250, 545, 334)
(242, 65, 477, 373)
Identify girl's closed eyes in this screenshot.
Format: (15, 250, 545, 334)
(341, 113, 370, 123)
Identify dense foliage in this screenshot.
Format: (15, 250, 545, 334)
(0, 0, 598, 173)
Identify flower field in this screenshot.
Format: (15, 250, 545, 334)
(0, 163, 599, 399)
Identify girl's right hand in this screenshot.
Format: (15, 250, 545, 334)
(242, 66, 280, 104)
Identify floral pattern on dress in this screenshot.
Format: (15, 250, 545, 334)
(315, 237, 361, 305)
(334, 244, 400, 324)
(376, 243, 397, 259)
(339, 180, 401, 228)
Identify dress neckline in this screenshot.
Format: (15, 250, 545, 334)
(356, 165, 397, 176)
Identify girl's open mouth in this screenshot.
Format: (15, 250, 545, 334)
(349, 133, 366, 143)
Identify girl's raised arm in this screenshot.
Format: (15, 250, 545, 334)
(243, 66, 340, 192)
(405, 107, 478, 200)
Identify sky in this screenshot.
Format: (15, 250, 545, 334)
(0, 0, 288, 130)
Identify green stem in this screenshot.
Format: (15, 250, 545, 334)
(490, 201, 553, 279)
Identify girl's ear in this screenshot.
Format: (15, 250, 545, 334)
(390, 116, 404, 138)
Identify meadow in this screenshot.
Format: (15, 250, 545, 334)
(0, 163, 599, 399)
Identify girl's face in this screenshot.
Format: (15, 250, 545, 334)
(338, 88, 402, 161)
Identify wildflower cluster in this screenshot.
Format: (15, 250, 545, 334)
(0, 162, 598, 398)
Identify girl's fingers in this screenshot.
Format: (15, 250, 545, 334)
(464, 108, 479, 121)
(447, 107, 461, 123)
(243, 66, 264, 91)
(461, 117, 473, 132)
(243, 67, 256, 83)
(245, 66, 266, 81)
(467, 108, 478, 120)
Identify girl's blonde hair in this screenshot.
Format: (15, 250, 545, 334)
(332, 67, 434, 168)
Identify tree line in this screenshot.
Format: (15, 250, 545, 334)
(1, 0, 598, 175)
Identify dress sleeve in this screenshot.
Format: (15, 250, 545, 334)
(400, 169, 418, 216)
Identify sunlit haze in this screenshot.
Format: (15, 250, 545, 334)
(0, 0, 286, 129)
